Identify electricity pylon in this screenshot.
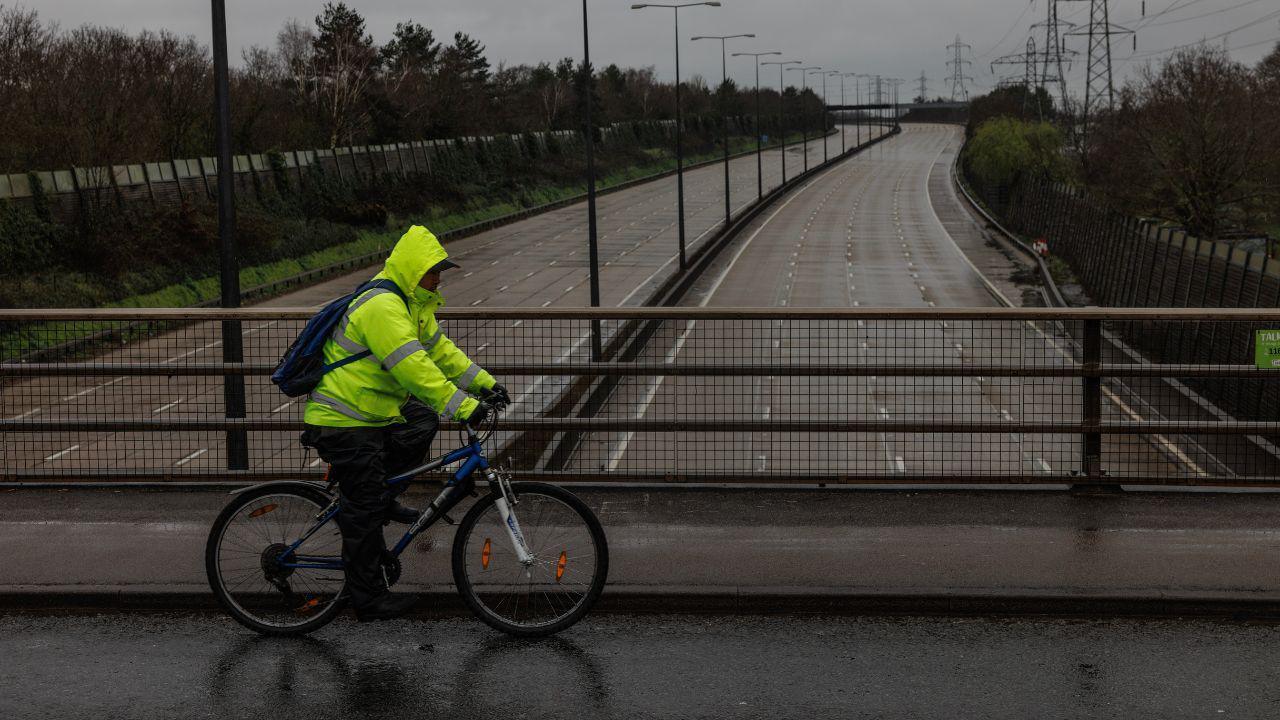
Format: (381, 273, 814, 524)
(946, 35, 973, 102)
(991, 37, 1042, 119)
(1030, 0, 1077, 113)
(1063, 0, 1133, 137)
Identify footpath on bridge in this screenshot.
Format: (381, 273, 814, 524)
(3, 485, 1279, 617)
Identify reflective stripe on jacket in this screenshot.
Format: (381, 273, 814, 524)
(303, 225, 495, 428)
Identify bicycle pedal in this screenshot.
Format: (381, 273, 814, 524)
(442, 513, 456, 525)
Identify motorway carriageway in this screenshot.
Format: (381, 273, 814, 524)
(561, 124, 1195, 482)
(3, 125, 886, 473)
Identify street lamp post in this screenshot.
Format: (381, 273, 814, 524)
(631, 2, 720, 271)
(788, 65, 820, 172)
(692, 33, 754, 228)
(211, 0, 246, 470)
(731, 50, 781, 202)
(581, 0, 602, 361)
(840, 72, 858, 154)
(762, 59, 800, 184)
(824, 70, 840, 161)
(808, 68, 829, 164)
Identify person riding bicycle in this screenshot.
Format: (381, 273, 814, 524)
(301, 225, 511, 622)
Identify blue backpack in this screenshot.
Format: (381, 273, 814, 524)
(272, 279, 408, 397)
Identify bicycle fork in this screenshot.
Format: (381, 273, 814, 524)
(489, 471, 534, 567)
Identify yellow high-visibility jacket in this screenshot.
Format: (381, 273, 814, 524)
(303, 225, 495, 427)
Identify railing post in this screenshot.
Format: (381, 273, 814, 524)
(1073, 318, 1116, 493)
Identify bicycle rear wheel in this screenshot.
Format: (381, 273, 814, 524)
(452, 482, 609, 637)
(205, 483, 347, 636)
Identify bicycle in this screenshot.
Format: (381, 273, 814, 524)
(205, 400, 609, 637)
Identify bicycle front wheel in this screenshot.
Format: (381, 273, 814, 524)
(452, 482, 609, 637)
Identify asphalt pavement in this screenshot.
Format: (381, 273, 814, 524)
(4, 611, 1279, 719)
(565, 124, 1185, 480)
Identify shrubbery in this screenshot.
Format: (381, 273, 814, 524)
(963, 117, 1065, 188)
(0, 122, 740, 309)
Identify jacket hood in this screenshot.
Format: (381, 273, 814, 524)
(377, 225, 450, 296)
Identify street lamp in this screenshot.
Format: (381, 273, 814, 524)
(856, 74, 874, 142)
(731, 50, 781, 201)
(787, 65, 820, 172)
(581, 0, 602, 361)
(824, 70, 840, 162)
(840, 72, 859, 153)
(886, 78, 904, 130)
(631, 1, 720, 271)
(805, 67, 828, 164)
(692, 33, 754, 228)
(761, 59, 800, 184)
(210, 0, 247, 469)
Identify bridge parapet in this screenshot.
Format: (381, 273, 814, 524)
(3, 308, 1278, 486)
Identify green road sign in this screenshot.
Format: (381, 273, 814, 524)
(1256, 330, 1280, 369)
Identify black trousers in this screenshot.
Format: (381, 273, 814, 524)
(300, 398, 439, 608)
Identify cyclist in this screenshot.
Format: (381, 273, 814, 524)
(300, 225, 511, 622)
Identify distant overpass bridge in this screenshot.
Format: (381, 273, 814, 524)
(830, 102, 970, 122)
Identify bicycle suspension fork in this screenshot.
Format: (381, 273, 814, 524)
(488, 470, 534, 566)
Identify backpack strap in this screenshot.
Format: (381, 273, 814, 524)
(321, 279, 411, 372)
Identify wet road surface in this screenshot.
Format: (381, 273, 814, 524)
(3, 611, 1279, 719)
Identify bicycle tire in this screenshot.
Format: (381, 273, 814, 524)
(206, 483, 347, 636)
(451, 482, 609, 637)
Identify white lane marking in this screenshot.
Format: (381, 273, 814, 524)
(45, 445, 80, 462)
(541, 300, 552, 307)
(309, 457, 324, 468)
(175, 448, 208, 466)
(606, 319, 698, 471)
(152, 398, 183, 414)
(476, 343, 490, 353)
(497, 285, 509, 292)
(923, 128, 1206, 477)
(61, 377, 125, 401)
(165, 340, 221, 363)
(894, 456, 906, 473)
(470, 299, 484, 306)
(9, 408, 41, 420)
(511, 320, 524, 328)
(271, 400, 296, 414)
(757, 455, 768, 471)
(463, 272, 474, 278)
(244, 320, 280, 336)
(1035, 458, 1053, 473)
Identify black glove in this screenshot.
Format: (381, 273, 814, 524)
(464, 401, 493, 429)
(488, 383, 512, 407)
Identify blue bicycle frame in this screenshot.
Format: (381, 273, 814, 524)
(276, 430, 493, 570)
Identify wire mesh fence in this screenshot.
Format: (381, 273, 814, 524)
(3, 308, 1279, 485)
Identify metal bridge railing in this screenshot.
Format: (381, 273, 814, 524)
(3, 308, 1279, 486)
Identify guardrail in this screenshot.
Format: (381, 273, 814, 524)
(3, 308, 1279, 487)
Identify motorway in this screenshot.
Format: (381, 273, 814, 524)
(4, 611, 1278, 719)
(1, 125, 885, 474)
(563, 124, 1186, 480)
(0, 123, 1241, 482)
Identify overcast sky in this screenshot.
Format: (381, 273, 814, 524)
(28, 1, 1280, 99)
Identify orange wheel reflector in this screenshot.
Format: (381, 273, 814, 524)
(297, 597, 320, 614)
(556, 551, 567, 582)
(481, 538, 492, 569)
(248, 503, 278, 519)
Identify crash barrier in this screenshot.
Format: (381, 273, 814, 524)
(4, 308, 1279, 486)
